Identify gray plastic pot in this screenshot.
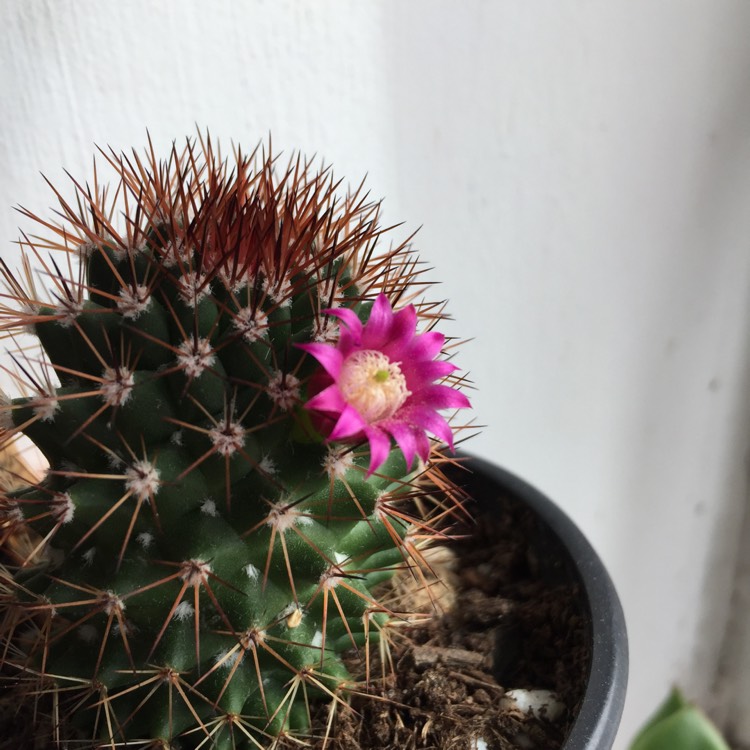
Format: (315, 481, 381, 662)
(454, 454, 628, 750)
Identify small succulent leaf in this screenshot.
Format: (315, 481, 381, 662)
(630, 689, 730, 750)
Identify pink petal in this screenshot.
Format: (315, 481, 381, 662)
(329, 404, 367, 440)
(305, 383, 347, 414)
(360, 294, 392, 346)
(421, 359, 459, 379)
(296, 342, 344, 378)
(298, 292, 471, 470)
(380, 305, 417, 359)
(324, 306, 362, 335)
(400, 359, 458, 389)
(405, 406, 455, 449)
(363, 426, 392, 476)
(386, 421, 419, 470)
(418, 384, 472, 410)
(406, 330, 445, 362)
(325, 307, 363, 351)
(414, 429, 431, 463)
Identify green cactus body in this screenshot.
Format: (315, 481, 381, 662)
(0, 139, 469, 749)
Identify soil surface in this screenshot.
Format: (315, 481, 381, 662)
(282, 487, 592, 750)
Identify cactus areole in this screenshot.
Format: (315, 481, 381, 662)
(0, 137, 471, 748)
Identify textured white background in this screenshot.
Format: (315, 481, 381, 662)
(2, 1, 750, 746)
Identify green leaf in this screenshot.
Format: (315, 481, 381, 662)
(630, 688, 730, 750)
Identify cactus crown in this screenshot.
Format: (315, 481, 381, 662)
(0, 136, 470, 749)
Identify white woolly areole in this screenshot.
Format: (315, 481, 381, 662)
(117, 285, 152, 320)
(241, 627, 266, 651)
(77, 240, 99, 262)
(170, 430, 184, 446)
(320, 566, 346, 591)
(82, 547, 96, 566)
(244, 563, 260, 581)
(322, 446, 354, 479)
(51, 492, 74, 525)
(106, 451, 125, 469)
(266, 501, 310, 532)
(233, 306, 268, 343)
(176, 338, 215, 378)
(137, 531, 154, 549)
(108, 241, 127, 262)
(0, 499, 23, 523)
(125, 460, 160, 501)
(19, 302, 41, 335)
(338, 350, 410, 423)
(179, 559, 212, 586)
(32, 393, 59, 422)
(99, 591, 125, 616)
(214, 648, 242, 669)
(100, 366, 135, 406)
(313, 317, 340, 344)
(262, 275, 293, 307)
(177, 270, 210, 307)
(208, 419, 245, 456)
(259, 455, 277, 476)
(128, 241, 148, 256)
(217, 266, 248, 293)
(201, 498, 218, 517)
(173, 601, 194, 621)
(55, 298, 84, 328)
(316, 277, 343, 308)
(373, 493, 390, 523)
(266, 371, 300, 411)
(161, 238, 191, 268)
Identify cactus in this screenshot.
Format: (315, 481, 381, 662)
(0, 136, 470, 749)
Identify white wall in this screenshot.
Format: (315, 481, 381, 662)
(2, 2, 750, 746)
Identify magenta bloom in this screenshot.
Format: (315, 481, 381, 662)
(298, 294, 471, 474)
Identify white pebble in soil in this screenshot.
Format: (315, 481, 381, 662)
(499, 688, 565, 723)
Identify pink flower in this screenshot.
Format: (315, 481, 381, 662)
(298, 294, 471, 475)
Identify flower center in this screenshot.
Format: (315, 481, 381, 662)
(339, 350, 410, 423)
